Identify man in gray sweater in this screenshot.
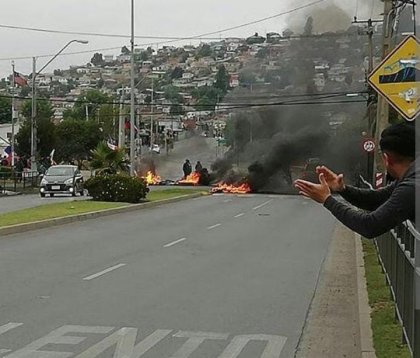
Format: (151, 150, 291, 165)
(294, 123, 417, 238)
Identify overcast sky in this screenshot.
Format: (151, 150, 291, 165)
(0, 0, 383, 78)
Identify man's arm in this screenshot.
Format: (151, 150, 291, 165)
(339, 184, 395, 211)
(324, 182, 413, 238)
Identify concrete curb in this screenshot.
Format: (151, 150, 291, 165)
(355, 234, 377, 358)
(0, 192, 206, 237)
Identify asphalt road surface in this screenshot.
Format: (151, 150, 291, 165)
(0, 194, 336, 357)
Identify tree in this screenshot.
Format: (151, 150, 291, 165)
(121, 46, 130, 55)
(53, 69, 64, 76)
(282, 29, 294, 38)
(15, 101, 56, 158)
(304, 16, 314, 36)
(214, 65, 229, 94)
(197, 44, 212, 58)
(0, 97, 12, 124)
(91, 53, 105, 67)
(90, 141, 128, 175)
(164, 85, 183, 103)
(55, 119, 103, 165)
(170, 67, 184, 79)
(192, 86, 223, 106)
(21, 99, 53, 121)
(66, 90, 112, 121)
(238, 70, 256, 86)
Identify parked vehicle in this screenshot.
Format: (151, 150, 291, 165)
(39, 165, 84, 197)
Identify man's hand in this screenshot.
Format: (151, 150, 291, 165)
(294, 173, 332, 204)
(315, 166, 345, 192)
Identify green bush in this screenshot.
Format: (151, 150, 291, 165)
(84, 174, 148, 203)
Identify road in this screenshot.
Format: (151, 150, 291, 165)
(146, 134, 224, 181)
(0, 194, 336, 357)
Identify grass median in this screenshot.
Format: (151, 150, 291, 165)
(0, 188, 207, 228)
(362, 239, 411, 358)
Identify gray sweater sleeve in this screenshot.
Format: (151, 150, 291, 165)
(339, 184, 395, 211)
(324, 181, 414, 238)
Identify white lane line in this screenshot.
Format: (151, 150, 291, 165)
(164, 238, 187, 248)
(0, 323, 23, 336)
(0, 349, 11, 354)
(234, 213, 245, 218)
(83, 263, 126, 281)
(207, 223, 221, 230)
(252, 199, 273, 210)
(223, 199, 232, 203)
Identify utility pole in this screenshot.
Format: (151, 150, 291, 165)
(353, 17, 382, 183)
(373, 0, 395, 176)
(11, 61, 16, 167)
(129, 0, 136, 176)
(31, 57, 37, 173)
(150, 78, 154, 146)
(118, 93, 124, 147)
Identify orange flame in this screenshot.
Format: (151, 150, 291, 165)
(211, 182, 252, 194)
(178, 171, 201, 185)
(142, 171, 162, 185)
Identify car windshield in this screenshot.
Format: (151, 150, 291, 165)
(46, 167, 74, 176)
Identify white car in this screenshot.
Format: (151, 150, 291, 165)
(150, 144, 160, 154)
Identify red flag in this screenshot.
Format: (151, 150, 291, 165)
(13, 71, 28, 87)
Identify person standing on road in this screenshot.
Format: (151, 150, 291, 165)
(183, 159, 192, 179)
(195, 161, 203, 172)
(294, 123, 417, 238)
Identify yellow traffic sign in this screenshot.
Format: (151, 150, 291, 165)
(368, 35, 419, 121)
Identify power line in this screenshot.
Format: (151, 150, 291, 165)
(0, 93, 366, 116)
(0, 91, 367, 106)
(0, 0, 326, 42)
(0, 0, 327, 62)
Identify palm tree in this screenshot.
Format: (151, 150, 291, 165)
(90, 141, 129, 175)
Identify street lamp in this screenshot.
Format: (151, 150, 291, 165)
(30, 39, 88, 172)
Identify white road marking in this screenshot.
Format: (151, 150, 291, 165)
(218, 334, 287, 358)
(83, 264, 126, 281)
(74, 328, 172, 358)
(2, 325, 288, 358)
(223, 199, 232, 203)
(207, 223, 221, 230)
(170, 331, 229, 358)
(234, 213, 245, 218)
(5, 325, 113, 358)
(0, 323, 23, 357)
(164, 238, 187, 248)
(0, 323, 23, 336)
(252, 199, 273, 210)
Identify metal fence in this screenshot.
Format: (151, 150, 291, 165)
(0, 171, 39, 194)
(375, 221, 420, 357)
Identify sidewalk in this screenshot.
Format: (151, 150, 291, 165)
(295, 224, 375, 358)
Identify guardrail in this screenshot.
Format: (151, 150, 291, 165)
(375, 221, 419, 357)
(0, 171, 39, 194)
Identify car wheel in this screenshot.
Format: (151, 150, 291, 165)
(50, 193, 54, 197)
(40, 193, 45, 198)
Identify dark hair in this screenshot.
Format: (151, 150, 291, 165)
(380, 122, 416, 160)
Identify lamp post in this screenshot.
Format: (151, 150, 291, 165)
(30, 39, 88, 172)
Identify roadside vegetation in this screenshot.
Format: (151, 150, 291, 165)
(362, 239, 411, 358)
(0, 189, 206, 228)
